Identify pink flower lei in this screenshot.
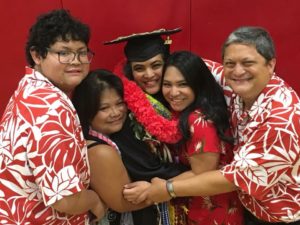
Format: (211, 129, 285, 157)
(113, 59, 181, 143)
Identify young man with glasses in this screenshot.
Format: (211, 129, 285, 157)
(46, 47, 94, 64)
(0, 9, 105, 224)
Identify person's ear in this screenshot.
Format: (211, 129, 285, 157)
(267, 58, 276, 74)
(30, 48, 42, 65)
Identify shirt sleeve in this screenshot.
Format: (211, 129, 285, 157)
(186, 111, 221, 156)
(204, 59, 233, 105)
(24, 89, 88, 206)
(221, 118, 299, 200)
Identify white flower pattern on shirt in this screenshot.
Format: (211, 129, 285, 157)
(205, 59, 300, 223)
(0, 67, 90, 224)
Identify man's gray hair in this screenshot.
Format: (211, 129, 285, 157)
(222, 26, 276, 61)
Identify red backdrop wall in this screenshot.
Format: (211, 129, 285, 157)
(1, 0, 299, 116)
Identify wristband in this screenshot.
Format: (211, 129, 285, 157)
(166, 180, 176, 198)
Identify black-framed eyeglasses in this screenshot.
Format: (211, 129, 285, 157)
(46, 48, 94, 64)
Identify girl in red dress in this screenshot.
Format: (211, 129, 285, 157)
(162, 51, 244, 225)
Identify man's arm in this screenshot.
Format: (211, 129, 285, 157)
(52, 189, 105, 219)
(146, 170, 236, 203)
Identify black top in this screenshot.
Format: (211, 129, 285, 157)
(110, 115, 188, 225)
(111, 115, 188, 182)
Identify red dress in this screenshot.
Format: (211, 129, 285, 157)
(180, 110, 244, 225)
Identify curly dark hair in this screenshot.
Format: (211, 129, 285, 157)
(25, 9, 90, 67)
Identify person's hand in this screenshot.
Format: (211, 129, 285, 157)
(89, 196, 107, 223)
(123, 181, 150, 204)
(146, 177, 171, 204)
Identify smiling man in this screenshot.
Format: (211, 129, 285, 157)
(146, 26, 300, 225)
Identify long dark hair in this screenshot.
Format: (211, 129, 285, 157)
(164, 51, 232, 144)
(72, 69, 124, 137)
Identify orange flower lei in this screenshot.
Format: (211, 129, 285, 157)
(113, 59, 181, 143)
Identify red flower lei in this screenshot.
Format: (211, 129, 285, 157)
(113, 59, 181, 143)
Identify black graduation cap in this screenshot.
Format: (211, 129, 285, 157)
(103, 28, 182, 62)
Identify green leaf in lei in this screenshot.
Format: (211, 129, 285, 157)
(129, 93, 172, 142)
(145, 94, 172, 119)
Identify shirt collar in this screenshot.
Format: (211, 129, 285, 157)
(235, 74, 278, 120)
(25, 66, 52, 84)
(24, 66, 71, 100)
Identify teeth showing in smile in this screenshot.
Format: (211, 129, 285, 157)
(144, 81, 157, 87)
(110, 118, 122, 123)
(170, 99, 183, 106)
(170, 98, 183, 102)
(232, 77, 251, 82)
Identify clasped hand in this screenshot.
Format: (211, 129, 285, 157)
(123, 178, 172, 205)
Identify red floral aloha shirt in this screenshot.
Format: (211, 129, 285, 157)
(182, 110, 244, 225)
(0, 68, 90, 224)
(205, 59, 300, 223)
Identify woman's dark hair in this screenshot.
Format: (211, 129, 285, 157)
(164, 51, 232, 144)
(72, 69, 124, 136)
(25, 9, 90, 67)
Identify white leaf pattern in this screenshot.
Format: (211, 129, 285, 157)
(219, 75, 300, 223)
(0, 69, 89, 224)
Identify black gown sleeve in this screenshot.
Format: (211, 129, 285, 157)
(111, 116, 189, 182)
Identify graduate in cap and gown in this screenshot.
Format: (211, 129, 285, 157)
(104, 28, 189, 225)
